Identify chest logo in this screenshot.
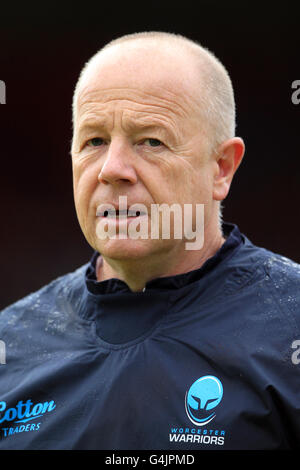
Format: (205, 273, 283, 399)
(185, 375, 223, 426)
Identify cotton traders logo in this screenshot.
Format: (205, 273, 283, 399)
(185, 375, 223, 426)
(0, 399, 56, 438)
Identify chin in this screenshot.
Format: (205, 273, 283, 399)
(95, 238, 161, 261)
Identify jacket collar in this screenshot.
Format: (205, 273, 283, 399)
(85, 222, 243, 295)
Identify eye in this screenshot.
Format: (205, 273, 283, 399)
(143, 138, 163, 147)
(87, 137, 105, 147)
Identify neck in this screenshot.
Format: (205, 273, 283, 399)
(96, 221, 225, 292)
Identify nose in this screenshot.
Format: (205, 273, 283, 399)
(98, 139, 138, 186)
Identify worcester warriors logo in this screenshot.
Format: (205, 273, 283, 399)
(185, 375, 223, 426)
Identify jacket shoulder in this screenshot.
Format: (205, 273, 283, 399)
(260, 248, 300, 285)
(256, 247, 300, 331)
(0, 263, 88, 333)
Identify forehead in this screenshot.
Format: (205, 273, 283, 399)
(75, 42, 202, 124)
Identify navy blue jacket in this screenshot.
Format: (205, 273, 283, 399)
(0, 223, 300, 450)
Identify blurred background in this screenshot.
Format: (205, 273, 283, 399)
(0, 0, 299, 309)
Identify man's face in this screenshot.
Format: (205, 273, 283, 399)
(71, 42, 218, 261)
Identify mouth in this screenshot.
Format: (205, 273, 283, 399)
(95, 203, 149, 241)
(96, 207, 147, 219)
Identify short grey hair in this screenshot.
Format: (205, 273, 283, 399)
(72, 31, 236, 153)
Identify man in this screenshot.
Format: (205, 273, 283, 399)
(0, 31, 299, 450)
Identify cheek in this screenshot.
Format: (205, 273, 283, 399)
(72, 164, 98, 217)
(168, 163, 206, 203)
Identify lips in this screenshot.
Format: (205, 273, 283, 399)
(96, 203, 147, 218)
(97, 209, 145, 218)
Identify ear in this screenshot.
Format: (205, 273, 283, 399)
(212, 137, 245, 201)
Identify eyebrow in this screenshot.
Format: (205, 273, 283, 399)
(126, 121, 175, 141)
(76, 114, 177, 142)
